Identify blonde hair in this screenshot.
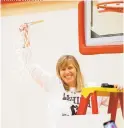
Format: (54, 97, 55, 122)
(56, 55, 84, 92)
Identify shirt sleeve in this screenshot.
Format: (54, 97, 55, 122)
(17, 47, 64, 92)
(28, 64, 64, 92)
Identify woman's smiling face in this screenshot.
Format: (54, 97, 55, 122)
(59, 63, 77, 88)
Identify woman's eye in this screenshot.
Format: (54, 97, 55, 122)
(68, 66, 73, 70)
(61, 68, 65, 71)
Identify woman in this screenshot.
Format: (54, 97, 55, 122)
(19, 23, 86, 116)
(18, 23, 122, 117)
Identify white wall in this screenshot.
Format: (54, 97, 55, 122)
(1, 9, 124, 128)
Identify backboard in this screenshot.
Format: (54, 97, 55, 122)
(78, 0, 124, 55)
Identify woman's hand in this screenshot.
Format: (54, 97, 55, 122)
(114, 84, 123, 91)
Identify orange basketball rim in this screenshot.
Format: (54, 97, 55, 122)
(97, 0, 124, 13)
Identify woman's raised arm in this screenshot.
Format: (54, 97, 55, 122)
(17, 23, 57, 92)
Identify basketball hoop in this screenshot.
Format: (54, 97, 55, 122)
(97, 0, 124, 13)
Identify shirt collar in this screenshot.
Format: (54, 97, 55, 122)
(69, 87, 76, 93)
